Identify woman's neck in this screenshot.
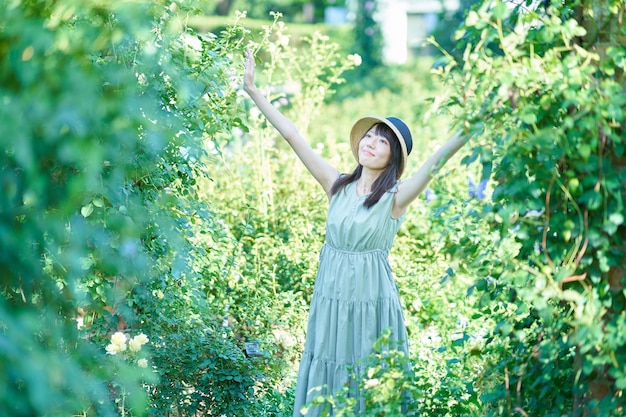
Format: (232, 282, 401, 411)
(357, 171, 379, 196)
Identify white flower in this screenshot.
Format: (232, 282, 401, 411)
(137, 358, 148, 368)
(272, 329, 297, 348)
(128, 338, 143, 352)
(277, 33, 289, 46)
(110, 331, 127, 347)
(133, 333, 149, 345)
(348, 54, 363, 66)
(364, 378, 380, 389)
(108, 332, 128, 354)
(106, 343, 123, 355)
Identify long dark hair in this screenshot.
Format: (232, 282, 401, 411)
(331, 123, 403, 208)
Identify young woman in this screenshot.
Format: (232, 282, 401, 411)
(243, 48, 467, 416)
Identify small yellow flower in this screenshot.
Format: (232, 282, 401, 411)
(137, 358, 148, 368)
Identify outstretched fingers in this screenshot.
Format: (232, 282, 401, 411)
(243, 48, 256, 91)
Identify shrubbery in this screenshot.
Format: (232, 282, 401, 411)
(2, 0, 624, 416)
(432, 1, 626, 415)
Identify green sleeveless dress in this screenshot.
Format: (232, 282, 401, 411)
(292, 181, 409, 416)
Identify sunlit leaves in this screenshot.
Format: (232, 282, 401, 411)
(0, 0, 256, 415)
(434, 0, 626, 414)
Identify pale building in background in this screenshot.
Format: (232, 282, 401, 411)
(332, 0, 461, 63)
(378, 0, 460, 63)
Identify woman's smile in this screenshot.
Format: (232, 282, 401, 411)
(358, 129, 391, 168)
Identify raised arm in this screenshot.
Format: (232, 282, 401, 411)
(393, 130, 467, 215)
(243, 49, 339, 197)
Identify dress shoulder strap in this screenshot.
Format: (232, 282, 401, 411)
(387, 181, 400, 193)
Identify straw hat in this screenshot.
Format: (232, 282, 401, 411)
(350, 115, 413, 178)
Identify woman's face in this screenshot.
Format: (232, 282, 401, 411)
(358, 126, 392, 171)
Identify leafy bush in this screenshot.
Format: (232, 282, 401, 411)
(0, 1, 254, 415)
(0, 1, 173, 414)
(432, 0, 626, 415)
(6, 1, 623, 416)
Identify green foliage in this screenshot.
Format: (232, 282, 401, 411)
(432, 0, 626, 415)
(7, 0, 625, 416)
(0, 0, 254, 415)
(304, 328, 482, 416)
(189, 15, 354, 62)
(230, 0, 319, 22)
(430, 0, 483, 59)
(0, 1, 170, 414)
(306, 329, 418, 417)
(352, 0, 383, 72)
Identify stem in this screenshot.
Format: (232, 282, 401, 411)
(121, 388, 126, 417)
(496, 18, 513, 66)
(555, 177, 585, 269)
(542, 172, 556, 270)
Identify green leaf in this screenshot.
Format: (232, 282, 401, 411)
(518, 107, 537, 125)
(578, 143, 592, 160)
(466, 10, 480, 27)
(609, 212, 624, 226)
(561, 289, 583, 303)
(81, 203, 94, 218)
(580, 190, 602, 210)
(492, 1, 511, 19)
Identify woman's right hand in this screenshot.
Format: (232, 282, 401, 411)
(243, 48, 256, 94)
